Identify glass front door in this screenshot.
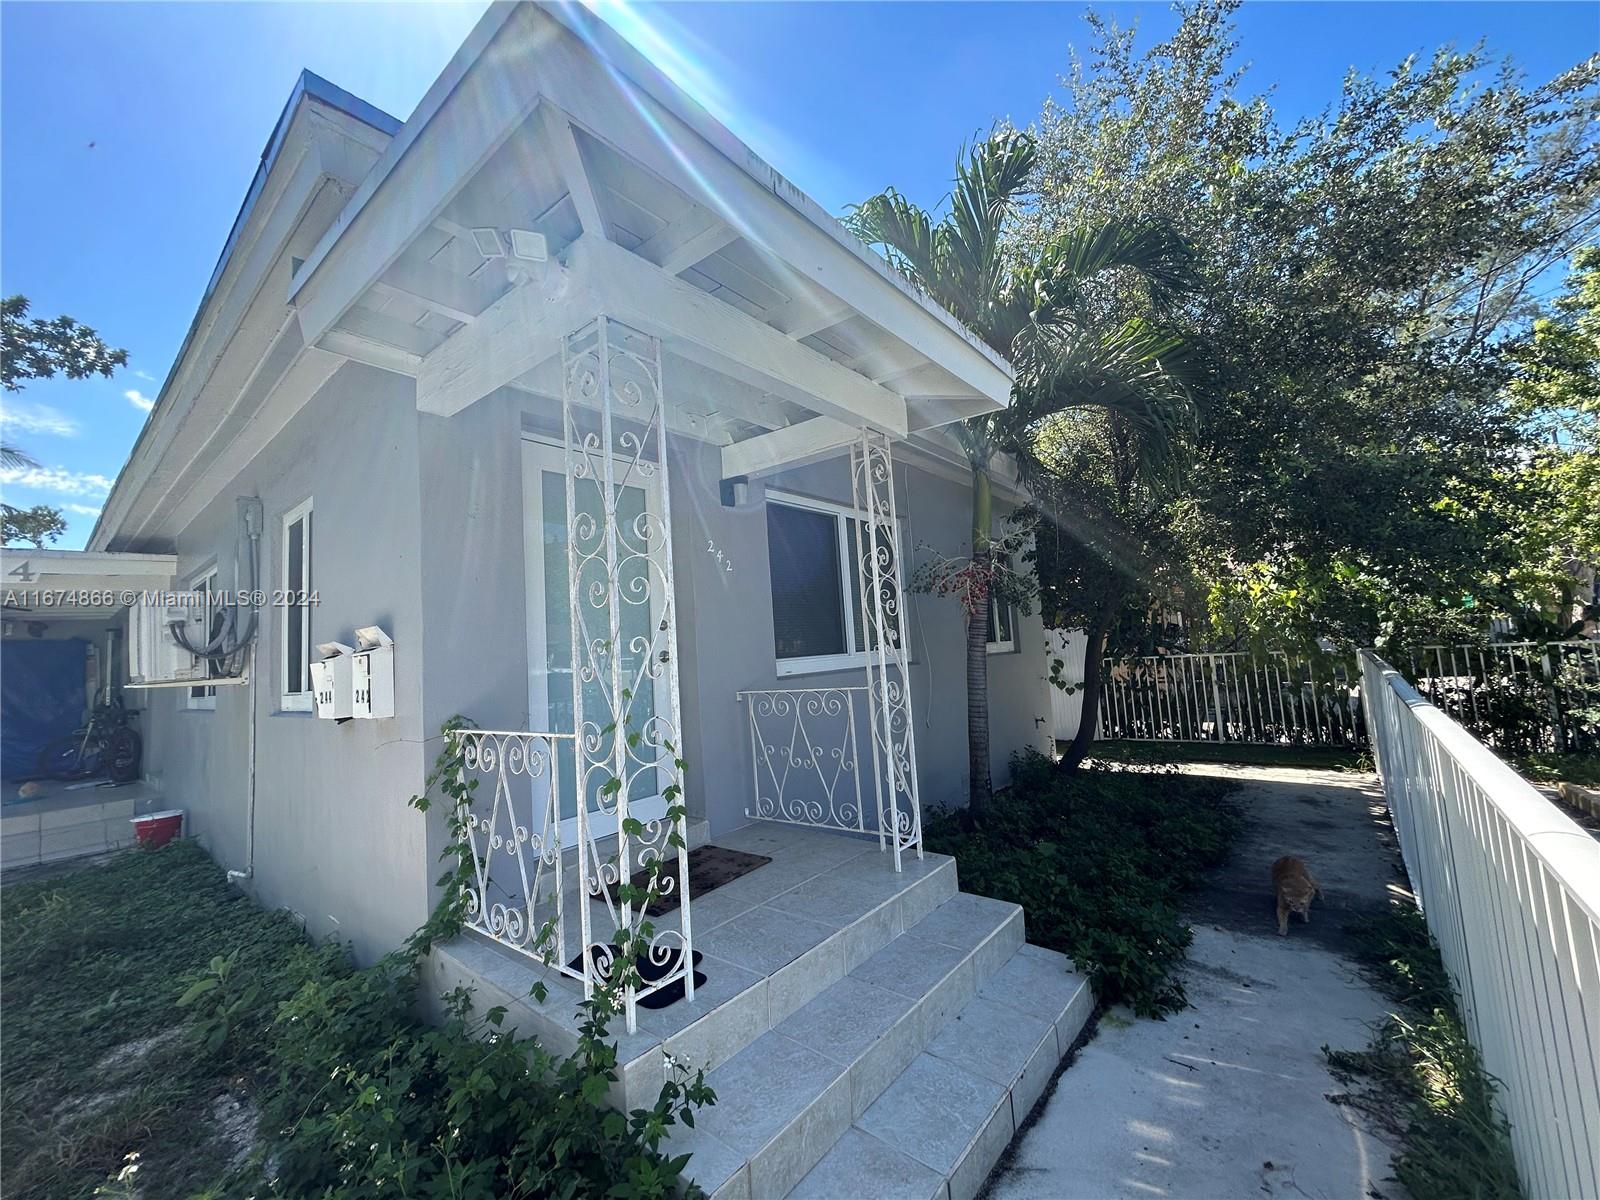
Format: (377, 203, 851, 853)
(522, 438, 669, 846)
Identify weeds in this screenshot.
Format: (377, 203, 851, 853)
(2, 842, 309, 1197)
(924, 751, 1242, 1015)
(1325, 905, 1523, 1200)
(1509, 751, 1600, 787)
(3, 814, 710, 1198)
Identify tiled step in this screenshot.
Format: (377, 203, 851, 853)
(791, 943, 1092, 1200)
(428, 834, 959, 1113)
(664, 891, 1036, 1199)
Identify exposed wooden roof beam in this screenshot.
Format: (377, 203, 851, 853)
(721, 415, 858, 479)
(417, 234, 907, 439)
(635, 206, 739, 275)
(371, 254, 498, 325)
(540, 104, 607, 238)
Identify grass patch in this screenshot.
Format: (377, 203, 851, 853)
(2, 841, 707, 1200)
(1084, 738, 1368, 772)
(1325, 904, 1523, 1200)
(2, 843, 309, 1198)
(925, 752, 1243, 1016)
(1508, 751, 1600, 787)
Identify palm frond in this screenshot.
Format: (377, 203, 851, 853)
(946, 130, 1037, 308)
(1031, 218, 1199, 315)
(846, 189, 942, 291)
(851, 128, 1037, 350)
(0, 441, 37, 472)
(1013, 318, 1200, 485)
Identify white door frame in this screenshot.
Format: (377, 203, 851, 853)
(521, 433, 671, 846)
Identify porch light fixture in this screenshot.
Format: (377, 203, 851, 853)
(508, 228, 548, 262)
(470, 227, 506, 258)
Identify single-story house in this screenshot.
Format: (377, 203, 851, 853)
(59, 5, 1090, 1196)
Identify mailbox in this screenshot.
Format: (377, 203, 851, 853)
(310, 641, 355, 721)
(352, 626, 394, 719)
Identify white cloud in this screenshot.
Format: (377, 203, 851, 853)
(66, 503, 102, 518)
(0, 399, 80, 438)
(124, 389, 155, 412)
(133, 369, 157, 382)
(0, 465, 114, 497)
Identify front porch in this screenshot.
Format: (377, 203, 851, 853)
(431, 820, 1091, 1200)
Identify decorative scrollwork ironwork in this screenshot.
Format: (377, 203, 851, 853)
(739, 688, 867, 832)
(851, 428, 924, 867)
(560, 317, 693, 1033)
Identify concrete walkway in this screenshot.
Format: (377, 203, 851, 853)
(989, 765, 1409, 1200)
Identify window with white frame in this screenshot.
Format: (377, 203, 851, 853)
(986, 553, 1018, 654)
(280, 499, 312, 710)
(987, 592, 1017, 653)
(765, 491, 904, 675)
(187, 564, 221, 709)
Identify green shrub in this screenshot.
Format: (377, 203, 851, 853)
(925, 752, 1242, 1015)
(183, 945, 709, 1199)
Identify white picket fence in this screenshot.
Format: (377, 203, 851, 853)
(1361, 651, 1600, 1199)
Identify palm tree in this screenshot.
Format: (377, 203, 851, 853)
(849, 129, 1196, 813)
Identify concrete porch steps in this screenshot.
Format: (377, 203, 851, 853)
(428, 824, 1093, 1200)
(676, 901, 1091, 1200)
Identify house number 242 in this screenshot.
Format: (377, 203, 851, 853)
(706, 539, 733, 573)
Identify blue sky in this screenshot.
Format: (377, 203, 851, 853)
(2, 1, 1594, 550)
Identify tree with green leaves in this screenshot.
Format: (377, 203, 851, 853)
(848, 131, 1197, 810)
(1015, 1, 1600, 689)
(1, 294, 128, 546)
(1, 295, 128, 392)
(1494, 245, 1600, 636)
(1, 504, 68, 549)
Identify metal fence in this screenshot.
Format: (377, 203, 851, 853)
(1405, 640, 1600, 756)
(1360, 651, 1600, 1199)
(1096, 650, 1363, 747)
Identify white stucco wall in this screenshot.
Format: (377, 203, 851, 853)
(142, 375, 1051, 958)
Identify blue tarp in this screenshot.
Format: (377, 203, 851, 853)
(2, 639, 88, 781)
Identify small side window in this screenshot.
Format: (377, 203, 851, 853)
(187, 565, 221, 709)
(281, 500, 312, 710)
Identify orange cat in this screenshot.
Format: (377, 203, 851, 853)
(1271, 856, 1320, 936)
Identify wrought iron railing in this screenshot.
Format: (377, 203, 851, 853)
(1405, 640, 1600, 756)
(1097, 650, 1363, 747)
(457, 728, 580, 975)
(739, 687, 870, 835)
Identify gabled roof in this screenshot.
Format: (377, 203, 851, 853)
(287, 3, 1011, 386)
(90, 74, 401, 551)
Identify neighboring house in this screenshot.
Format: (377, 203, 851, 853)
(22, 5, 1087, 1196)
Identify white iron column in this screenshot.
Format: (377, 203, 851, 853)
(561, 316, 693, 1032)
(850, 428, 923, 868)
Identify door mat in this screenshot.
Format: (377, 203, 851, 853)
(565, 947, 707, 1011)
(628, 844, 772, 916)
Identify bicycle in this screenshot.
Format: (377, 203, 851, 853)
(36, 701, 142, 783)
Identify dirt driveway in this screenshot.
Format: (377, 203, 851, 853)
(989, 765, 1408, 1200)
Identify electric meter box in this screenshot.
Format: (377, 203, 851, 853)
(310, 641, 355, 721)
(351, 626, 394, 719)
